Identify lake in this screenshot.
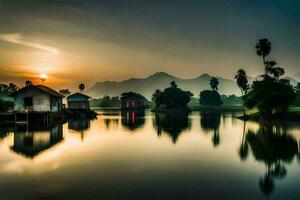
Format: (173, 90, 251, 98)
(0, 110, 300, 200)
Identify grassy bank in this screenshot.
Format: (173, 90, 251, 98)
(238, 107, 300, 122)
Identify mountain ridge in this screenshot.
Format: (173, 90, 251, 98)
(88, 72, 241, 99)
(88, 72, 299, 99)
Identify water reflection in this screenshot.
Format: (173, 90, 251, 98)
(153, 112, 190, 144)
(68, 118, 91, 140)
(241, 123, 300, 197)
(200, 112, 221, 147)
(103, 118, 119, 130)
(0, 111, 300, 199)
(11, 123, 63, 158)
(121, 110, 145, 130)
(0, 124, 13, 139)
(239, 121, 249, 161)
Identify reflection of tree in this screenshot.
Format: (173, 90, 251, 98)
(0, 124, 14, 140)
(242, 124, 299, 197)
(200, 112, 221, 147)
(239, 121, 249, 161)
(121, 110, 145, 130)
(154, 112, 190, 144)
(103, 118, 119, 130)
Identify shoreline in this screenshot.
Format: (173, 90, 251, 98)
(237, 111, 300, 122)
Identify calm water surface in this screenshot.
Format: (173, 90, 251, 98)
(0, 110, 300, 200)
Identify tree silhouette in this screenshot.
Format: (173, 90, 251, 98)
(59, 89, 71, 96)
(210, 77, 219, 91)
(152, 81, 192, 109)
(171, 81, 177, 89)
(244, 39, 295, 117)
(234, 69, 249, 116)
(265, 61, 284, 80)
(256, 38, 272, 74)
(244, 76, 296, 116)
(152, 89, 161, 106)
(7, 83, 19, 94)
(79, 83, 85, 93)
(199, 90, 222, 106)
(25, 80, 32, 87)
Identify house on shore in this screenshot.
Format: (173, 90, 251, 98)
(67, 93, 91, 111)
(10, 85, 64, 112)
(121, 92, 145, 110)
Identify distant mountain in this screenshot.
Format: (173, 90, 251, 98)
(88, 72, 242, 99)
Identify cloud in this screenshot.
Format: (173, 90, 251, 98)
(0, 33, 59, 55)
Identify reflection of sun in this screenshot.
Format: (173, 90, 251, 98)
(40, 73, 47, 82)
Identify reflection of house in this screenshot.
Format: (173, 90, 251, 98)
(121, 92, 145, 110)
(68, 118, 90, 132)
(68, 118, 90, 140)
(11, 124, 63, 158)
(10, 85, 63, 112)
(121, 110, 145, 130)
(67, 93, 91, 110)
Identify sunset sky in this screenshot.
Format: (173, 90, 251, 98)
(0, 0, 299, 90)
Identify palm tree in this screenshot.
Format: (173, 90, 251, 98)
(171, 81, 177, 89)
(79, 83, 85, 93)
(265, 61, 284, 80)
(210, 77, 219, 91)
(235, 69, 249, 116)
(256, 38, 272, 74)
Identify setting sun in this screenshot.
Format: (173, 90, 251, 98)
(40, 73, 47, 82)
(1, 1, 300, 199)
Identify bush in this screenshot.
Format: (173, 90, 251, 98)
(244, 77, 296, 114)
(0, 99, 13, 112)
(154, 81, 193, 109)
(199, 90, 223, 106)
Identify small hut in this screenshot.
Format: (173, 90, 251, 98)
(67, 93, 91, 110)
(10, 85, 64, 112)
(121, 92, 145, 110)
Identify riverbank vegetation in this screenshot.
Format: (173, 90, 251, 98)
(199, 77, 223, 106)
(151, 81, 193, 112)
(238, 38, 297, 121)
(90, 96, 121, 107)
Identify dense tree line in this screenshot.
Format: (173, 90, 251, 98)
(199, 77, 223, 106)
(152, 81, 193, 110)
(90, 96, 121, 107)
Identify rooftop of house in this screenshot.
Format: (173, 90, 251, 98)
(121, 92, 145, 99)
(10, 85, 64, 98)
(67, 92, 91, 101)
